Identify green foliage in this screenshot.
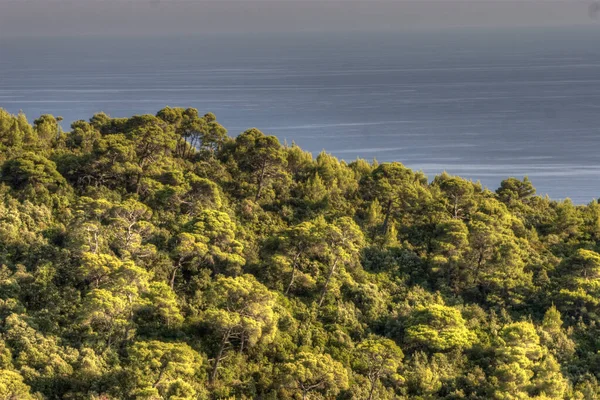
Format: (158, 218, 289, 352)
(227, 128, 288, 201)
(184, 209, 245, 276)
(201, 274, 277, 384)
(0, 107, 597, 399)
(354, 337, 404, 400)
(0, 369, 37, 400)
(125, 340, 203, 399)
(554, 249, 600, 319)
(405, 304, 476, 352)
(2, 152, 67, 193)
(278, 352, 349, 399)
(492, 321, 569, 399)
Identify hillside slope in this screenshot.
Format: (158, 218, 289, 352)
(0, 107, 598, 399)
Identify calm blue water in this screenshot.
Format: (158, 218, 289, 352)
(1, 27, 600, 203)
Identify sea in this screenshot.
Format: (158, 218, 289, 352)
(1, 27, 599, 203)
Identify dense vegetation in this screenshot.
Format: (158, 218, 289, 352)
(0, 106, 599, 399)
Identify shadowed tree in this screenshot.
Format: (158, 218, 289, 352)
(496, 176, 536, 205)
(125, 115, 177, 193)
(231, 128, 287, 201)
(362, 162, 427, 234)
(1, 152, 67, 193)
(433, 173, 477, 219)
(553, 249, 600, 319)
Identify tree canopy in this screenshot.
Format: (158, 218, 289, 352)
(0, 107, 598, 399)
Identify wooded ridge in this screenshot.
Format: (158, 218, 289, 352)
(0, 107, 598, 399)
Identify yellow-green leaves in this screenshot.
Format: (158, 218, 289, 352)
(231, 128, 288, 202)
(354, 338, 404, 400)
(203, 275, 277, 383)
(493, 321, 568, 399)
(279, 352, 349, 399)
(184, 209, 245, 276)
(125, 340, 203, 399)
(0, 369, 37, 400)
(405, 304, 476, 352)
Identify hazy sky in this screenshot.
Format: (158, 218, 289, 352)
(0, 0, 597, 37)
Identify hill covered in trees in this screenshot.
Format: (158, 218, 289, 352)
(0, 107, 600, 399)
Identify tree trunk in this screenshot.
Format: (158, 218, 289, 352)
(285, 251, 302, 295)
(453, 197, 459, 219)
(255, 161, 267, 201)
(176, 137, 184, 158)
(92, 230, 99, 254)
(135, 172, 142, 195)
(318, 258, 339, 308)
(184, 135, 194, 159)
(170, 263, 181, 290)
(153, 361, 168, 388)
(381, 200, 393, 234)
(367, 378, 376, 400)
(210, 329, 231, 384)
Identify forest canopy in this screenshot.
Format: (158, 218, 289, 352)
(0, 107, 599, 399)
